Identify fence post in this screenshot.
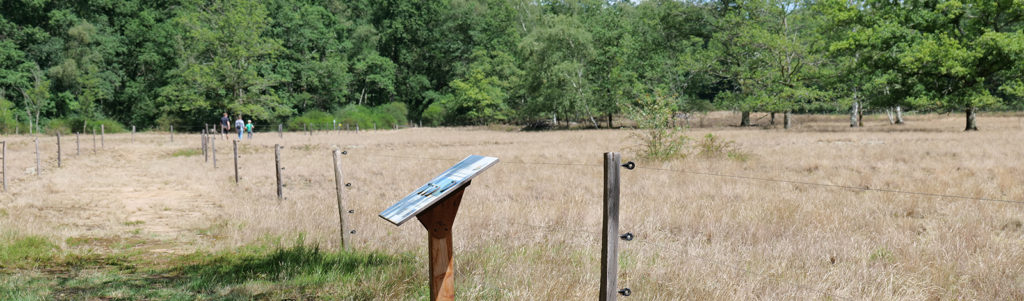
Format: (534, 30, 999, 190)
(57, 133, 61, 168)
(346, 124, 349, 131)
(332, 148, 349, 250)
(308, 124, 312, 136)
(131, 125, 135, 143)
(170, 125, 174, 142)
(275, 144, 283, 200)
(233, 140, 239, 183)
(303, 123, 307, 135)
(278, 123, 283, 138)
(34, 138, 39, 176)
(1, 141, 5, 191)
(101, 124, 105, 149)
(212, 136, 217, 168)
(600, 152, 621, 301)
(76, 132, 80, 155)
(204, 132, 209, 163)
(373, 122, 376, 131)
(92, 128, 97, 154)
(356, 124, 360, 133)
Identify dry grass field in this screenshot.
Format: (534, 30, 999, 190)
(1, 111, 1023, 300)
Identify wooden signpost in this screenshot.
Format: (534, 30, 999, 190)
(379, 155, 499, 301)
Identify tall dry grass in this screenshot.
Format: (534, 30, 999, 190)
(1, 112, 1023, 299)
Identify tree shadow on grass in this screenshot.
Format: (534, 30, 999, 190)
(46, 244, 415, 300)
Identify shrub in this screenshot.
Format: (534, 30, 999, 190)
(421, 102, 446, 127)
(334, 102, 408, 129)
(623, 92, 690, 161)
(287, 111, 334, 131)
(47, 117, 127, 135)
(696, 133, 750, 161)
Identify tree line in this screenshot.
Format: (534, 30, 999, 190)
(1, 0, 1021, 132)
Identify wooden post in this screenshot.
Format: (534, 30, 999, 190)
(201, 130, 206, 156)
(212, 136, 217, 168)
(34, 138, 39, 176)
(416, 183, 469, 301)
(278, 123, 283, 138)
(170, 125, 174, 142)
(92, 128, 96, 154)
(356, 124, 360, 133)
(204, 132, 209, 163)
(76, 132, 80, 155)
(131, 125, 135, 143)
(101, 124, 105, 149)
(56, 133, 61, 168)
(346, 124, 349, 131)
(600, 152, 621, 301)
(1, 141, 5, 191)
(233, 140, 239, 183)
(373, 122, 376, 131)
(303, 123, 307, 134)
(332, 149, 348, 250)
(275, 144, 283, 200)
(308, 124, 312, 136)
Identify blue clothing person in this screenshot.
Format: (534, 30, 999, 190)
(235, 117, 244, 140)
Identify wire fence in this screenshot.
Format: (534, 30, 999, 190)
(8, 130, 1016, 299)
(341, 150, 1023, 299)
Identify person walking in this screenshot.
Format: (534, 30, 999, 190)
(234, 115, 245, 140)
(245, 120, 254, 139)
(220, 112, 230, 139)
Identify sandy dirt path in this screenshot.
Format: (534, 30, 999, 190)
(1, 135, 226, 255)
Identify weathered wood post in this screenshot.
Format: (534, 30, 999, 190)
(131, 125, 135, 143)
(379, 156, 499, 301)
(308, 124, 312, 136)
(56, 132, 61, 168)
(204, 132, 209, 163)
(373, 122, 376, 131)
(278, 123, 283, 138)
(303, 123, 307, 134)
(1, 141, 5, 191)
(356, 124, 360, 133)
(332, 148, 348, 250)
(346, 124, 349, 131)
(34, 138, 39, 176)
(170, 125, 174, 142)
(233, 140, 239, 183)
(92, 128, 97, 154)
(275, 144, 283, 200)
(75, 132, 80, 155)
(212, 136, 217, 168)
(600, 152, 622, 301)
(100, 124, 105, 148)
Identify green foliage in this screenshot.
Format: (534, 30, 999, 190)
(421, 102, 446, 126)
(624, 92, 690, 161)
(696, 133, 750, 162)
(287, 110, 334, 131)
(46, 117, 126, 135)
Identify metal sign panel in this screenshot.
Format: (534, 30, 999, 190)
(379, 155, 499, 226)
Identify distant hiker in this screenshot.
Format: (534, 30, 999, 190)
(235, 116, 245, 140)
(220, 112, 230, 139)
(246, 120, 254, 139)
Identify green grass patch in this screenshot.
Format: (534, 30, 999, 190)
(0, 234, 58, 268)
(0, 241, 420, 300)
(170, 148, 201, 157)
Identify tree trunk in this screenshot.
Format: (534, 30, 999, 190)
(783, 111, 792, 129)
(965, 107, 978, 131)
(740, 111, 750, 126)
(858, 104, 864, 127)
(607, 113, 613, 128)
(895, 106, 904, 124)
(850, 102, 858, 127)
(770, 112, 776, 126)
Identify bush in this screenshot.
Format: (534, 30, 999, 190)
(46, 117, 127, 135)
(696, 133, 750, 161)
(421, 102, 446, 127)
(287, 111, 335, 131)
(623, 92, 690, 161)
(333, 102, 408, 129)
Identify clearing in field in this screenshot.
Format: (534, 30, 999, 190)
(1, 112, 1023, 300)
